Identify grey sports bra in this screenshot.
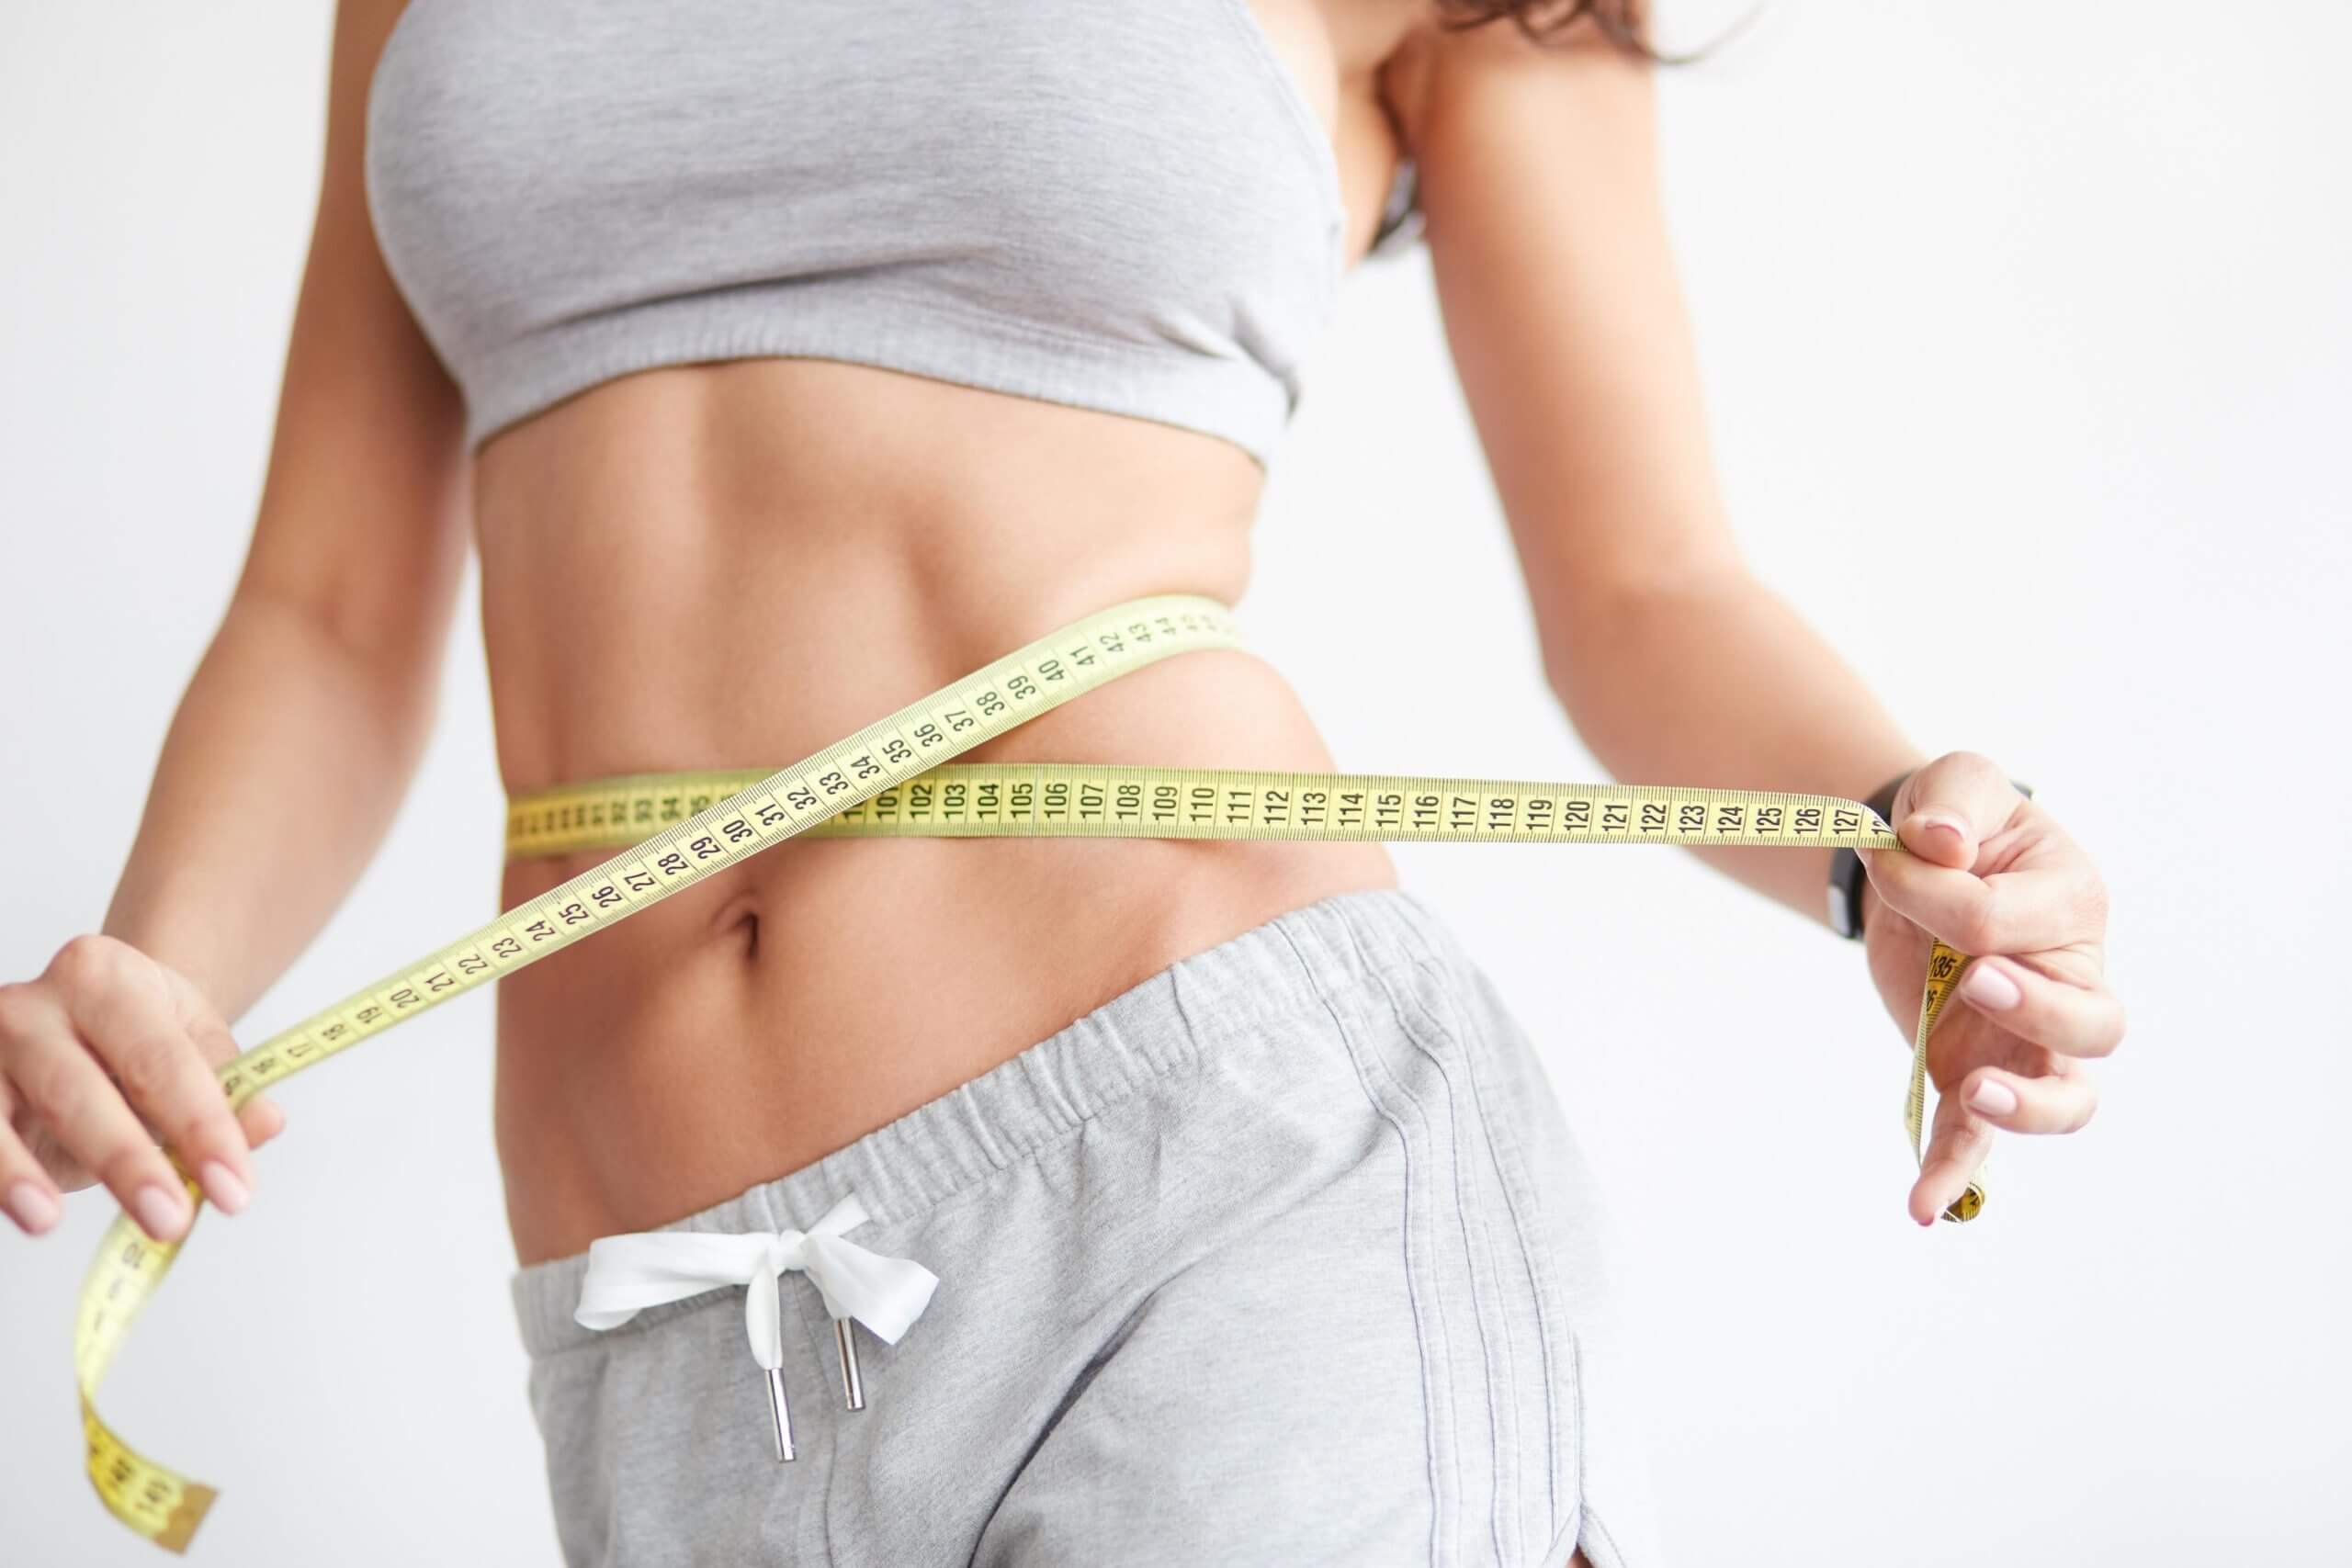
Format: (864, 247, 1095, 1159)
(363, 0, 1426, 468)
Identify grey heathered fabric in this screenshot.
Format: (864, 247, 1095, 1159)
(362, 0, 1351, 466)
(508, 888, 1667, 1567)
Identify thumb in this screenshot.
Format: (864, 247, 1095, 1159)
(1891, 752, 2024, 870)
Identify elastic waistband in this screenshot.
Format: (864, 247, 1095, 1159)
(509, 885, 1470, 1359)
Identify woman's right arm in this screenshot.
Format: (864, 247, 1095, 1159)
(0, 0, 467, 1244)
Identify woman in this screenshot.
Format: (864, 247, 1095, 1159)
(1, 1, 2124, 1563)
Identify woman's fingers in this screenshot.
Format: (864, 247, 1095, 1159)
(1952, 953, 2126, 1060)
(1886, 752, 2031, 871)
(1861, 839, 2098, 958)
(0, 936, 266, 1243)
(171, 976, 285, 1153)
(1910, 1089, 1996, 1226)
(0, 1065, 280, 1240)
(0, 1078, 65, 1236)
(6, 989, 199, 1242)
(1912, 1036, 2099, 1222)
(1860, 758, 2107, 960)
(1957, 1049, 2099, 1136)
(52, 938, 254, 1217)
(1869, 755, 2120, 1225)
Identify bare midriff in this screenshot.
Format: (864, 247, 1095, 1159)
(483, 360, 1397, 1266)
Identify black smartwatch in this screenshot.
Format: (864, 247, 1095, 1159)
(1827, 772, 2034, 940)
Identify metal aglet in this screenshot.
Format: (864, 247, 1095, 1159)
(835, 1319, 865, 1412)
(764, 1366, 797, 1462)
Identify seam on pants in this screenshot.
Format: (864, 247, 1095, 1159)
(1363, 955, 1521, 1567)
(1341, 1008, 1475, 1566)
(1586, 1505, 1631, 1568)
(1385, 948, 1549, 1565)
(1368, 921, 1559, 1556)
(1532, 1337, 1604, 1568)
(1314, 907, 1469, 1551)
(1547, 1491, 1630, 1568)
(1540, 1510, 1584, 1568)
(1415, 951, 1575, 1546)
(1575, 1332, 1590, 1562)
(1272, 918, 1447, 1565)
(1439, 959, 1571, 1532)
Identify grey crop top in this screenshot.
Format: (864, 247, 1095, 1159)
(363, 0, 1427, 468)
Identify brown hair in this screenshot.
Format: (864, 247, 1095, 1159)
(1431, 0, 1659, 56)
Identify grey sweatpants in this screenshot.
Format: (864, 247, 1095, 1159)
(509, 888, 1665, 1567)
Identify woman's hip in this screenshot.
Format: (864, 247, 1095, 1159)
(509, 886, 1642, 1566)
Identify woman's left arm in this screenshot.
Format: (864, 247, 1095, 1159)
(1385, 17, 2123, 1221)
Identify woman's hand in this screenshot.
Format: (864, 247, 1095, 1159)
(1857, 751, 2124, 1225)
(0, 934, 287, 1241)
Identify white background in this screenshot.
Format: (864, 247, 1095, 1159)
(4, 3, 2346, 1564)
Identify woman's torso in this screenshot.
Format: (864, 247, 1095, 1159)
(452, 0, 1432, 1265)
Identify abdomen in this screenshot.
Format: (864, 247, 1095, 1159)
(478, 357, 1396, 1265)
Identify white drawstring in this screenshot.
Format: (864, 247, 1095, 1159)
(573, 1191, 939, 1371)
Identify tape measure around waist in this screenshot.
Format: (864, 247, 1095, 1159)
(73, 592, 1984, 1553)
(508, 763, 1917, 856)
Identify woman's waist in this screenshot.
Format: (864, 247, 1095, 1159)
(488, 636, 1399, 1263)
(492, 822, 1398, 1265)
(493, 627, 1346, 886)
(492, 635, 1382, 1025)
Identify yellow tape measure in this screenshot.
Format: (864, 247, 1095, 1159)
(511, 761, 1903, 854)
(72, 592, 1984, 1552)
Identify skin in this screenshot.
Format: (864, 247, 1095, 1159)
(2, 1, 2126, 1555)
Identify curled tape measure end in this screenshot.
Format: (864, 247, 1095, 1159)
(1912, 941, 1994, 1225)
(82, 1390, 217, 1553)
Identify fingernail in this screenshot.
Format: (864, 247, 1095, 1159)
(1961, 963, 2021, 1010)
(1968, 1077, 2018, 1116)
(199, 1159, 251, 1215)
(6, 1180, 62, 1235)
(1911, 811, 1966, 842)
(132, 1183, 190, 1241)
